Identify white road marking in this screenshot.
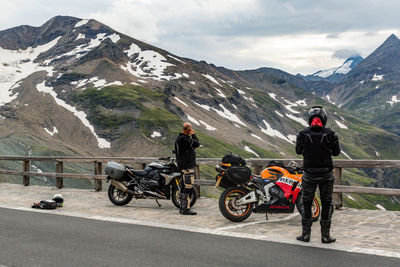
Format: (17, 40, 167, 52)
(216, 213, 299, 231)
(0, 205, 399, 259)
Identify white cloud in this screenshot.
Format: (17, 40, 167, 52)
(3, 1, 400, 74)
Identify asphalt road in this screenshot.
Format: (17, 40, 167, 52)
(0, 208, 399, 267)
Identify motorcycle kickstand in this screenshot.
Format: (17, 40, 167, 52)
(155, 199, 161, 208)
(265, 213, 269, 221)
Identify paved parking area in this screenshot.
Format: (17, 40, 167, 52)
(0, 182, 399, 258)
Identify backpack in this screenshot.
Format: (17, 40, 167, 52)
(266, 160, 285, 168)
(222, 154, 246, 166)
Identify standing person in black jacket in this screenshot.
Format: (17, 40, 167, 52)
(174, 122, 200, 215)
(295, 106, 341, 243)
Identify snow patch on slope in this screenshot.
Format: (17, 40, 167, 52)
(151, 131, 162, 138)
(75, 33, 85, 40)
(121, 43, 175, 81)
(0, 36, 61, 106)
(268, 93, 305, 114)
(193, 101, 211, 111)
(335, 120, 348, 129)
(244, 146, 259, 157)
(387, 95, 400, 106)
(44, 127, 58, 136)
(202, 74, 222, 86)
(285, 114, 308, 127)
(214, 87, 226, 98)
(74, 19, 89, 28)
(259, 120, 292, 144)
(36, 81, 110, 148)
(376, 204, 386, 211)
(46, 33, 119, 64)
(372, 74, 384, 81)
(187, 115, 200, 126)
(251, 134, 263, 141)
(212, 104, 246, 126)
(326, 95, 336, 105)
(167, 55, 186, 64)
(200, 120, 217, 131)
(341, 150, 352, 160)
(174, 97, 188, 107)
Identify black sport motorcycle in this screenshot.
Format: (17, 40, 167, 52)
(105, 157, 197, 208)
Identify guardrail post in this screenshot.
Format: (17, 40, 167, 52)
(23, 160, 30, 186)
(195, 165, 201, 197)
(56, 161, 64, 189)
(333, 167, 343, 209)
(94, 161, 102, 191)
(254, 165, 262, 175)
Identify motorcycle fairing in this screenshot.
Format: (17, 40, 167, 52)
(275, 175, 302, 202)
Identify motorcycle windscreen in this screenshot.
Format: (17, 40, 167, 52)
(226, 166, 251, 184)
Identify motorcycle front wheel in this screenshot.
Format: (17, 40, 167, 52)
(108, 183, 133, 206)
(219, 186, 253, 222)
(171, 186, 198, 209)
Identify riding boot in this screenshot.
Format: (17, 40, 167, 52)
(320, 219, 336, 243)
(296, 219, 312, 242)
(179, 209, 197, 215)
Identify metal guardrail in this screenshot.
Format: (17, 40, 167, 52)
(0, 156, 399, 208)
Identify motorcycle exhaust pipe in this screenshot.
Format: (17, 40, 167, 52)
(111, 180, 129, 192)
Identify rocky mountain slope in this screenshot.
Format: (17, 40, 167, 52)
(0, 16, 399, 209)
(265, 34, 400, 136)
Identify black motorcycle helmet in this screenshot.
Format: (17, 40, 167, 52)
(308, 106, 328, 126)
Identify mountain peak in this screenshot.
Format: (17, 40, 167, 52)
(386, 33, 399, 42)
(378, 33, 400, 49)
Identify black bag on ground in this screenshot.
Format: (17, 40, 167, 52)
(222, 154, 246, 166)
(226, 166, 251, 184)
(32, 200, 57, 209)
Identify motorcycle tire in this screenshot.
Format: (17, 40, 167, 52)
(108, 184, 133, 206)
(295, 193, 321, 222)
(171, 186, 198, 209)
(219, 186, 253, 222)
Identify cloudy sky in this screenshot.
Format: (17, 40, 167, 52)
(1, 0, 400, 74)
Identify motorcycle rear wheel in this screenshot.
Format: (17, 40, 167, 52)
(219, 187, 253, 222)
(171, 186, 198, 209)
(296, 194, 321, 222)
(108, 184, 133, 206)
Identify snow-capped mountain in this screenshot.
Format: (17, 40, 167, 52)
(0, 16, 399, 205)
(0, 15, 398, 156)
(304, 56, 363, 82)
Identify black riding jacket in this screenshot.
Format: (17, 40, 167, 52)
(174, 133, 200, 170)
(296, 126, 340, 175)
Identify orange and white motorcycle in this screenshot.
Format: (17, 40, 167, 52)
(216, 160, 320, 222)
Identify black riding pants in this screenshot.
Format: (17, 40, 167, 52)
(302, 176, 334, 220)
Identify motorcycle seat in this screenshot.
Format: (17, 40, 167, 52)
(251, 176, 272, 186)
(131, 170, 148, 176)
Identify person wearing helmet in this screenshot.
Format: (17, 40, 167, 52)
(295, 106, 340, 243)
(174, 122, 200, 215)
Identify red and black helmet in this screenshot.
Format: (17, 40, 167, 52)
(308, 106, 328, 126)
